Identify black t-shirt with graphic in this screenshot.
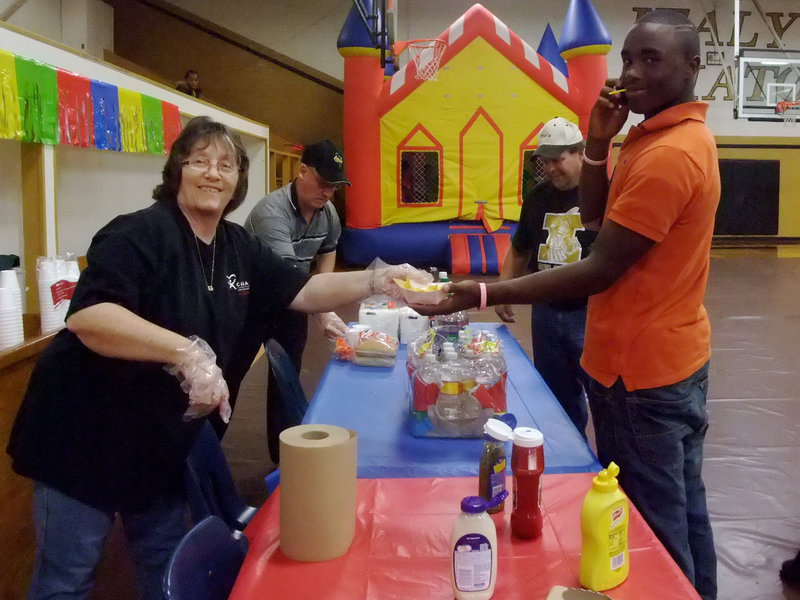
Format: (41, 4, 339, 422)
(512, 181, 598, 310)
(8, 201, 308, 512)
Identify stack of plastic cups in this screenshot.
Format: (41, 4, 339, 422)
(61, 258, 80, 321)
(38, 258, 64, 334)
(12, 267, 27, 314)
(0, 284, 24, 351)
(1, 269, 23, 314)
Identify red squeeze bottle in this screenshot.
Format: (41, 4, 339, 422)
(510, 427, 545, 539)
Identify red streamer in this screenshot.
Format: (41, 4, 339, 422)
(161, 101, 182, 153)
(57, 68, 93, 147)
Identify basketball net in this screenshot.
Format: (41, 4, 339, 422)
(407, 39, 447, 81)
(776, 100, 800, 125)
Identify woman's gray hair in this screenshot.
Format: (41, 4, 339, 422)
(153, 116, 249, 217)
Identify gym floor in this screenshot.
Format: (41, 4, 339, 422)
(89, 247, 800, 600)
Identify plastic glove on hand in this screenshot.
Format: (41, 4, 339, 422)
(316, 311, 349, 339)
(371, 263, 433, 301)
(165, 336, 231, 423)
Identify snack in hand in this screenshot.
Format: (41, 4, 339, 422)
(394, 277, 447, 305)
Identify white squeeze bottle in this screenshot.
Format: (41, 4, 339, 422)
(451, 492, 507, 600)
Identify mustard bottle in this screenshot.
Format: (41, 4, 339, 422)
(579, 462, 630, 591)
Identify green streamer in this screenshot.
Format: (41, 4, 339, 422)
(15, 56, 59, 144)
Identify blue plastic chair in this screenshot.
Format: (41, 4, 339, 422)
(163, 515, 248, 600)
(265, 338, 309, 428)
(184, 422, 257, 531)
(265, 468, 280, 497)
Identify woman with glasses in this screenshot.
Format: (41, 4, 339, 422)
(8, 116, 417, 600)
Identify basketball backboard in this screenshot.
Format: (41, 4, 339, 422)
(737, 51, 800, 121)
(351, 0, 397, 66)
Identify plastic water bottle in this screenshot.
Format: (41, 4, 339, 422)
(436, 347, 481, 424)
(412, 352, 440, 414)
(433, 272, 468, 342)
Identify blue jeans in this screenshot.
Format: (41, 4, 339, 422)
(587, 362, 717, 600)
(28, 483, 187, 600)
(531, 302, 592, 436)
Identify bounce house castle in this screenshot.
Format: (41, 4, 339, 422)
(337, 0, 611, 273)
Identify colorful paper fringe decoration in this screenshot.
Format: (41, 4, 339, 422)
(0, 49, 22, 140)
(91, 79, 121, 151)
(0, 48, 181, 154)
(16, 55, 59, 144)
(57, 68, 93, 147)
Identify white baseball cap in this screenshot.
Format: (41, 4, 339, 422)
(534, 117, 585, 159)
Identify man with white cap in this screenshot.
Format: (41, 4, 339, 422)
(495, 117, 598, 436)
(245, 139, 350, 463)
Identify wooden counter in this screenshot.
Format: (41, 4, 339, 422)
(0, 317, 57, 600)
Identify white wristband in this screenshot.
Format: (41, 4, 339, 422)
(583, 154, 608, 166)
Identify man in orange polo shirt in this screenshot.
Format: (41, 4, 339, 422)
(414, 10, 718, 599)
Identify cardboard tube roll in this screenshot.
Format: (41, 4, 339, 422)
(279, 424, 358, 561)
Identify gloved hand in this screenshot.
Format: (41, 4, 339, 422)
(165, 335, 231, 423)
(370, 263, 433, 301)
(316, 311, 349, 340)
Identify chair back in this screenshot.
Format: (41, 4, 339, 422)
(266, 338, 308, 426)
(163, 515, 248, 600)
(185, 421, 257, 531)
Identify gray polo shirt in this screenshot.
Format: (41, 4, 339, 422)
(244, 182, 341, 274)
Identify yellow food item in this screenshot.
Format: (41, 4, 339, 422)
(394, 278, 442, 293)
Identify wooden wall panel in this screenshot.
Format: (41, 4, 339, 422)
(109, 0, 344, 147)
(0, 352, 39, 600)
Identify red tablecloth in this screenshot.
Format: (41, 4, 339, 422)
(231, 474, 700, 600)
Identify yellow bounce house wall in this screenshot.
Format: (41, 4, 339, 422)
(380, 38, 575, 232)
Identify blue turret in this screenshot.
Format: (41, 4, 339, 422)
(338, 0, 383, 57)
(537, 24, 569, 76)
(560, 0, 612, 60)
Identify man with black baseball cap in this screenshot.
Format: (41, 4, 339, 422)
(245, 139, 350, 463)
(495, 117, 598, 437)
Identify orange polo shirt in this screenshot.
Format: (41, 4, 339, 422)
(581, 102, 720, 391)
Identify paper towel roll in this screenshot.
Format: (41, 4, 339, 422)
(279, 424, 358, 561)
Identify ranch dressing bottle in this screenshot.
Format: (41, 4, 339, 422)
(450, 492, 507, 600)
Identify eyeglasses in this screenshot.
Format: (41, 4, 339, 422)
(308, 166, 344, 192)
(182, 158, 240, 176)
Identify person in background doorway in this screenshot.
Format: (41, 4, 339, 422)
(244, 139, 350, 464)
(495, 117, 598, 436)
(176, 69, 201, 98)
(414, 10, 719, 599)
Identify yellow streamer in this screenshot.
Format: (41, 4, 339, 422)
(0, 49, 22, 140)
(118, 88, 146, 152)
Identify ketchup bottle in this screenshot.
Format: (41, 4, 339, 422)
(510, 427, 545, 539)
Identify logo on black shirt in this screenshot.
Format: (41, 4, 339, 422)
(226, 273, 250, 295)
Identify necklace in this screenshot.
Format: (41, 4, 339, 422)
(193, 234, 216, 291)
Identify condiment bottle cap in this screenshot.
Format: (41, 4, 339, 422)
(483, 418, 513, 442)
(513, 427, 544, 447)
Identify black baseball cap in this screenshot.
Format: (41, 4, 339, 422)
(302, 140, 351, 186)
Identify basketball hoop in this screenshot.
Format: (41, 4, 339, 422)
(406, 38, 447, 81)
(776, 100, 800, 125)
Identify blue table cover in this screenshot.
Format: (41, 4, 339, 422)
(303, 323, 601, 478)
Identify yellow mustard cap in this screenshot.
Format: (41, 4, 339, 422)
(592, 461, 620, 492)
